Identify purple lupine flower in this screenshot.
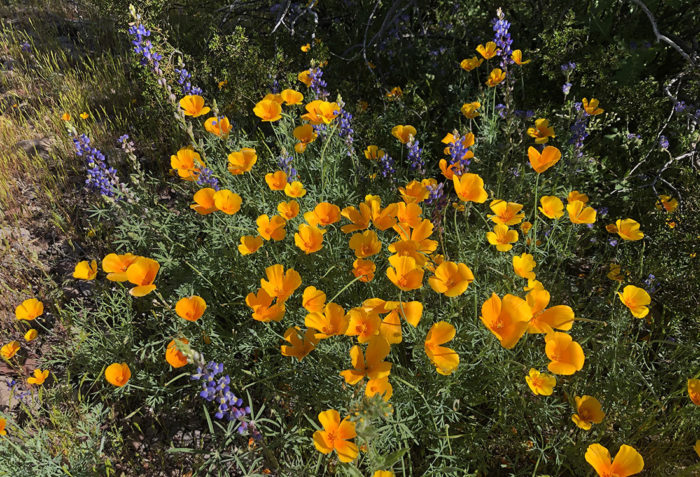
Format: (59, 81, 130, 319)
(174, 67, 203, 96)
(309, 67, 329, 99)
(659, 135, 669, 149)
(379, 153, 396, 178)
(643, 274, 658, 293)
(20, 41, 31, 52)
(74, 134, 123, 197)
(406, 138, 424, 175)
(495, 103, 507, 119)
(561, 62, 576, 72)
(674, 101, 687, 112)
(562, 82, 572, 95)
(191, 361, 260, 438)
(278, 153, 297, 181)
(446, 133, 472, 175)
(196, 167, 220, 190)
(569, 104, 590, 157)
(491, 8, 513, 69)
(336, 103, 355, 157)
(128, 21, 163, 74)
(608, 238, 618, 247)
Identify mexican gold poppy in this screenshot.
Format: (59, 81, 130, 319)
(15, 298, 44, 321)
(280, 89, 304, 105)
(340, 336, 392, 384)
(73, 260, 98, 280)
(379, 310, 402, 345)
(61, 112, 71, 121)
(238, 235, 263, 255)
(453, 173, 488, 203)
(190, 188, 218, 215)
(442, 132, 475, 157)
(298, 70, 312, 87)
(428, 261, 474, 297)
(179, 95, 210, 117)
(24, 329, 38, 342)
(607, 263, 624, 282)
(1, 341, 20, 360)
(253, 98, 282, 122)
(585, 444, 644, 477)
(476, 41, 500, 59)
(364, 145, 385, 160)
(293, 124, 317, 153)
(387, 255, 424, 291)
(295, 224, 325, 254)
(175, 296, 207, 322)
(544, 331, 585, 375)
(395, 202, 422, 228)
(688, 379, 700, 405)
(511, 49, 531, 65)
(166, 339, 189, 368)
(281, 327, 318, 361)
(366, 377, 393, 402)
(538, 196, 564, 219)
(479, 293, 531, 349)
(488, 199, 525, 225)
(302, 286, 326, 313)
(527, 118, 555, 144)
(227, 148, 257, 175)
(257, 214, 287, 241)
(277, 200, 299, 220)
(486, 224, 519, 252)
(284, 180, 307, 198)
(213, 190, 242, 215)
(245, 288, 285, 322)
(349, 230, 381, 258)
(656, 195, 678, 213)
(399, 181, 429, 204)
(525, 368, 556, 395)
(352, 259, 376, 282)
(391, 125, 417, 144)
(170, 147, 204, 180)
(520, 221, 532, 235)
(345, 308, 382, 343)
(526, 288, 574, 333)
(567, 200, 597, 224)
(265, 171, 288, 190)
(304, 202, 341, 227)
(486, 68, 506, 87)
(460, 56, 483, 71)
(313, 409, 358, 462)
(306, 303, 349, 339)
(260, 264, 301, 302)
(204, 116, 232, 137)
(80, 112, 89, 119)
(125, 257, 160, 297)
(392, 218, 437, 254)
(460, 101, 481, 119)
(528, 146, 561, 173)
(513, 253, 536, 280)
(617, 285, 651, 318)
(102, 253, 139, 281)
(424, 321, 459, 375)
(567, 190, 589, 203)
(615, 219, 644, 241)
(582, 98, 604, 116)
(572, 395, 605, 430)
(105, 362, 131, 387)
(341, 204, 372, 233)
(0, 417, 6, 436)
(370, 201, 399, 231)
(301, 100, 339, 124)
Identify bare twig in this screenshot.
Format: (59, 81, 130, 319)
(628, 0, 696, 65)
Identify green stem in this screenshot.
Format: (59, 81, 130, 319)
(328, 276, 362, 303)
(530, 173, 540, 252)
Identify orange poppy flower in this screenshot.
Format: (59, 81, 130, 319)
(617, 285, 651, 318)
(379, 310, 402, 345)
(105, 362, 131, 387)
(294, 224, 325, 254)
(370, 201, 399, 231)
(525, 368, 556, 395)
(280, 89, 304, 105)
(260, 264, 301, 303)
(227, 148, 257, 175)
(298, 70, 312, 87)
(179, 95, 210, 117)
(395, 202, 423, 228)
(166, 339, 189, 368)
(428, 261, 474, 297)
(526, 288, 574, 333)
(257, 214, 287, 241)
(567, 190, 589, 203)
(345, 308, 382, 343)
(24, 329, 38, 342)
(528, 146, 561, 173)
(442, 132, 475, 157)
(453, 173, 488, 203)
(460, 56, 483, 71)
(392, 218, 437, 253)
(302, 286, 326, 313)
(615, 218, 644, 241)
(213, 190, 242, 215)
(399, 181, 429, 204)
(204, 116, 232, 137)
(352, 258, 376, 282)
(582, 98, 604, 115)
(585, 444, 644, 477)
(572, 395, 605, 430)
(460, 101, 481, 119)
(265, 171, 288, 190)
(304, 202, 340, 227)
(364, 145, 385, 160)
(245, 288, 285, 322)
(544, 331, 585, 375)
(480, 293, 532, 349)
(15, 298, 44, 321)
(511, 49, 531, 65)
(281, 327, 318, 361)
(688, 379, 700, 405)
(253, 99, 282, 122)
(1, 341, 20, 360)
(277, 200, 300, 220)
(539, 196, 564, 219)
(486, 224, 519, 252)
(527, 118, 556, 144)
(313, 409, 359, 462)
(476, 41, 500, 59)
(284, 180, 306, 198)
(488, 199, 525, 225)
(567, 200, 597, 224)
(341, 203, 372, 233)
(170, 147, 204, 180)
(513, 253, 536, 280)
(340, 336, 392, 384)
(386, 255, 424, 291)
(305, 303, 349, 339)
(520, 221, 533, 235)
(301, 100, 339, 124)
(125, 257, 160, 297)
(238, 235, 263, 255)
(73, 260, 98, 280)
(190, 188, 218, 215)
(656, 195, 678, 213)
(293, 124, 317, 153)
(26, 368, 49, 385)
(424, 321, 459, 375)
(61, 112, 71, 121)
(366, 377, 393, 401)
(391, 125, 416, 144)
(102, 253, 139, 282)
(348, 230, 381, 258)
(175, 296, 207, 322)
(486, 68, 506, 87)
